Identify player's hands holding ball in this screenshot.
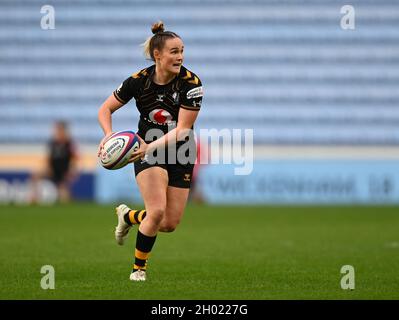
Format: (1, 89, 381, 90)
(129, 135, 147, 163)
(97, 131, 115, 157)
(98, 130, 143, 170)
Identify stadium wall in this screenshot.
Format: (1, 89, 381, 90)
(1, 144, 398, 205)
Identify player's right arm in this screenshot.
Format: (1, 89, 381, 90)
(98, 94, 125, 135)
(97, 74, 141, 155)
(97, 94, 124, 156)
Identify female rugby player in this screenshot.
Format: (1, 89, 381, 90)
(98, 21, 203, 281)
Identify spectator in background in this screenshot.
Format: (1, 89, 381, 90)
(30, 121, 79, 203)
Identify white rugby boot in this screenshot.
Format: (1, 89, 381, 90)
(130, 270, 146, 282)
(114, 204, 132, 245)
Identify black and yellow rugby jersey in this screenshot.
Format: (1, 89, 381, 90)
(113, 65, 203, 139)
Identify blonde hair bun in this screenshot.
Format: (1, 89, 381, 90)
(151, 21, 165, 34)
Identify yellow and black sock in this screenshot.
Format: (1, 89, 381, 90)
(133, 230, 157, 272)
(123, 209, 146, 226)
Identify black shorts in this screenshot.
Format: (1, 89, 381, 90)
(134, 142, 196, 189)
(51, 168, 69, 186)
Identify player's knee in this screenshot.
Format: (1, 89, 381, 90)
(160, 225, 176, 233)
(148, 207, 166, 225)
(159, 219, 180, 232)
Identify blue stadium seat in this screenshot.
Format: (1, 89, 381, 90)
(1, 0, 399, 144)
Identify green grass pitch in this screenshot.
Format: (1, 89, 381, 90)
(0, 203, 398, 299)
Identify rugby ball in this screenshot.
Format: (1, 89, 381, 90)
(100, 131, 140, 170)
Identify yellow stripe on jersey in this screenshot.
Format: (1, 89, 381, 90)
(182, 70, 192, 80)
(132, 69, 148, 79)
(188, 76, 199, 85)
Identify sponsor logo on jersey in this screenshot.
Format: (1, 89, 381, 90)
(192, 100, 202, 108)
(116, 83, 123, 93)
(172, 92, 179, 104)
(156, 94, 164, 102)
(186, 86, 203, 99)
(149, 109, 173, 125)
